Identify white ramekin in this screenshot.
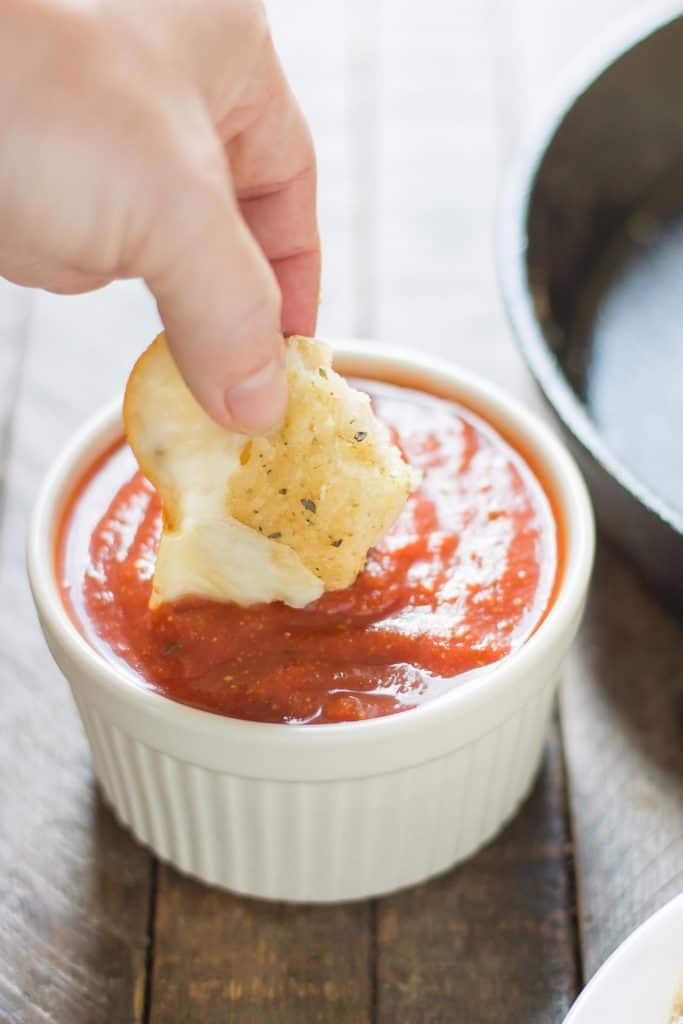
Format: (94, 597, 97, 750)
(28, 341, 594, 903)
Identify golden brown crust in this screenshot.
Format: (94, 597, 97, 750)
(229, 336, 417, 589)
(124, 333, 416, 606)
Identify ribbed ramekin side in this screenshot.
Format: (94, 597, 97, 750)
(73, 673, 558, 902)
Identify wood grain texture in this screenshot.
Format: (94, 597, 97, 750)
(0, 284, 159, 1024)
(149, 868, 372, 1024)
(562, 543, 683, 980)
(375, 727, 579, 1024)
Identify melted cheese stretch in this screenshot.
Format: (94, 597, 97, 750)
(124, 334, 417, 609)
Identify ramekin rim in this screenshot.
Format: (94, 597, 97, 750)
(28, 340, 595, 748)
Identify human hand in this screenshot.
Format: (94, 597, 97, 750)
(0, 0, 319, 432)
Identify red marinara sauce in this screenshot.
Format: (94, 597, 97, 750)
(57, 379, 561, 724)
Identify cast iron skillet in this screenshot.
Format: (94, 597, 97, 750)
(499, 3, 683, 612)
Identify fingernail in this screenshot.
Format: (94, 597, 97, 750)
(225, 356, 287, 435)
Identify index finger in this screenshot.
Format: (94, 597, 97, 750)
(226, 67, 320, 337)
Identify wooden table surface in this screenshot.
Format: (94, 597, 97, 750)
(2, 1, 682, 1022)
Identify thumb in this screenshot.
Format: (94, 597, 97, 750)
(144, 153, 287, 435)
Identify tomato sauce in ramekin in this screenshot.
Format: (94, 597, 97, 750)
(57, 379, 560, 724)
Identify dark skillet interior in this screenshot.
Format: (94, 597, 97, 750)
(500, 11, 683, 611)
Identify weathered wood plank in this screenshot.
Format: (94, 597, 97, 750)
(375, 727, 578, 1024)
(149, 869, 372, 1024)
(0, 283, 159, 1024)
(562, 544, 683, 980)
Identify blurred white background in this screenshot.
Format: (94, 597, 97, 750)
(265, 0, 647, 381)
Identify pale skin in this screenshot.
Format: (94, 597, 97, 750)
(0, 0, 320, 433)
